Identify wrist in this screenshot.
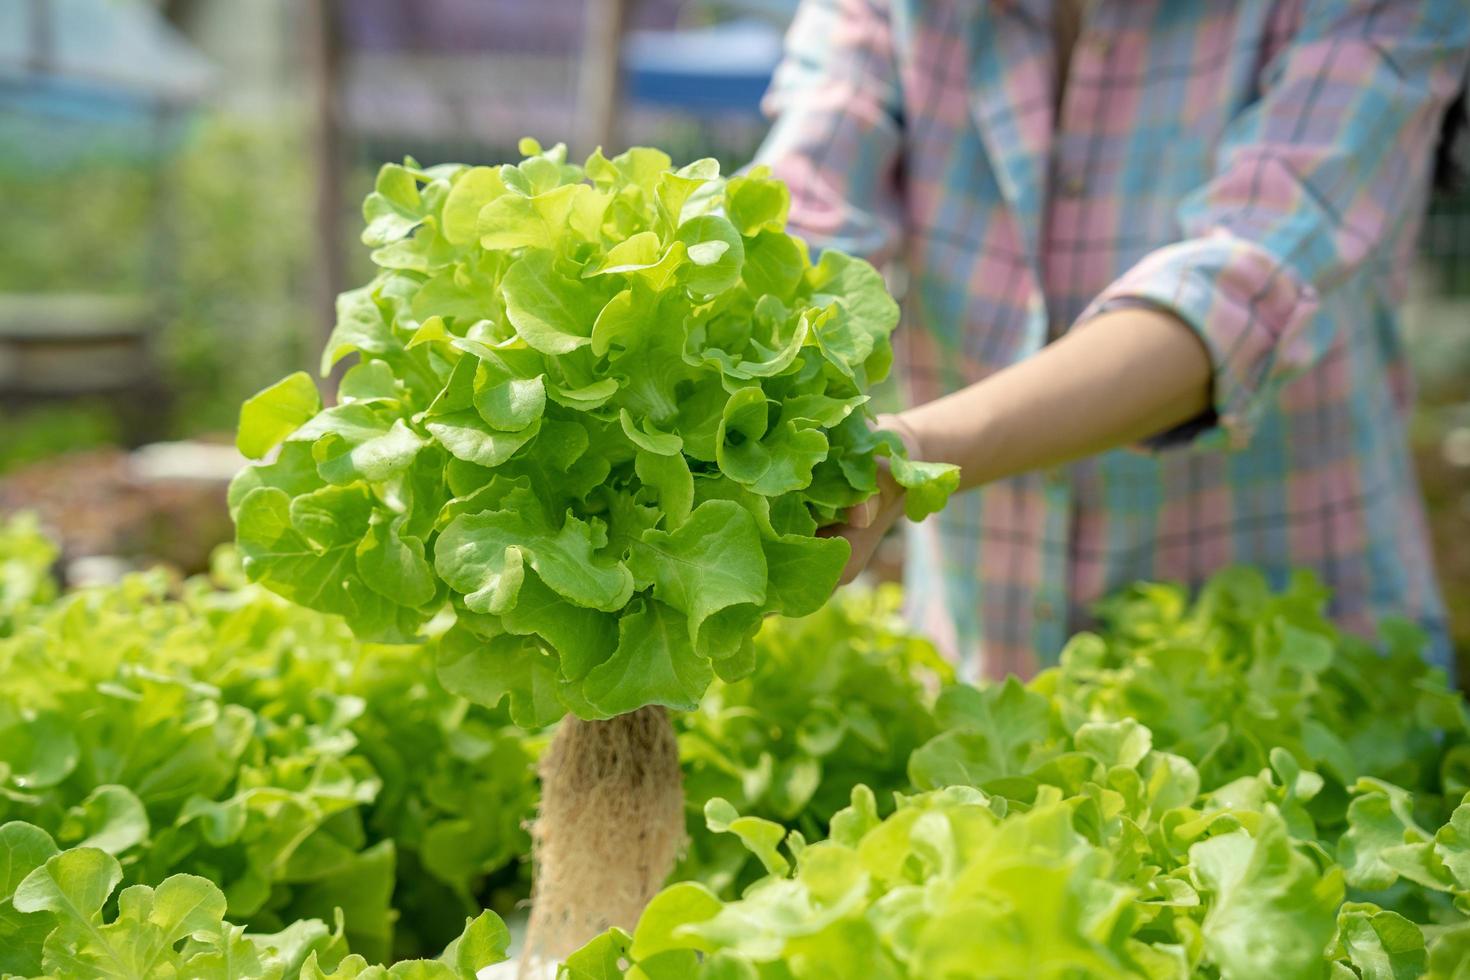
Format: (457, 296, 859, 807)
(896, 395, 1001, 492)
(876, 411, 924, 459)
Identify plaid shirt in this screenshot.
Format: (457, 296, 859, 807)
(757, 0, 1470, 679)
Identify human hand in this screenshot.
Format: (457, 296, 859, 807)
(823, 413, 922, 586)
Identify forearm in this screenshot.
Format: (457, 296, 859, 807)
(899, 308, 1213, 492)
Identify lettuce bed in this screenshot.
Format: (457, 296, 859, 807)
(0, 533, 537, 963)
(0, 518, 939, 972)
(6, 515, 1470, 977)
(576, 570, 1470, 979)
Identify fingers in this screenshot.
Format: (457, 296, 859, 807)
(834, 495, 902, 586)
(827, 413, 922, 590)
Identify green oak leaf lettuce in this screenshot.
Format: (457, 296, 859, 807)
(231, 140, 958, 722)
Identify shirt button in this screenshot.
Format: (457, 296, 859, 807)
(1058, 173, 1086, 197)
(1035, 600, 1057, 621)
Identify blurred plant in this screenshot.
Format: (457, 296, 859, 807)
(0, 163, 155, 295)
(163, 117, 316, 434)
(0, 115, 315, 443)
(0, 512, 57, 637)
(0, 404, 121, 476)
(1423, 193, 1470, 297)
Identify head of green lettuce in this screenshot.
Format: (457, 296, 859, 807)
(230, 139, 958, 727)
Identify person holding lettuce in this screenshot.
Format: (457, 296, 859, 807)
(760, 0, 1470, 678)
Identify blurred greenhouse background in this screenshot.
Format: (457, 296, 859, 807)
(1, 0, 1468, 667)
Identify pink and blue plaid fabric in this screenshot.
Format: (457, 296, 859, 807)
(757, 0, 1470, 679)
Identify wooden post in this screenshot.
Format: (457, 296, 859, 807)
(25, 0, 53, 72)
(305, 0, 346, 367)
(575, 0, 630, 156)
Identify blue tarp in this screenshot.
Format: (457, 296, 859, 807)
(623, 20, 784, 115)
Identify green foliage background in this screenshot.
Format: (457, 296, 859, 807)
(0, 118, 316, 455)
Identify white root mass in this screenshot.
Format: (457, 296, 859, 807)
(520, 705, 685, 969)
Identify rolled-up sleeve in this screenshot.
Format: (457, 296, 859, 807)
(1082, 0, 1470, 450)
(754, 0, 905, 265)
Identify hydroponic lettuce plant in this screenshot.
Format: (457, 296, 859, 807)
(229, 139, 957, 726)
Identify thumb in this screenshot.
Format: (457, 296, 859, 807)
(848, 495, 879, 529)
